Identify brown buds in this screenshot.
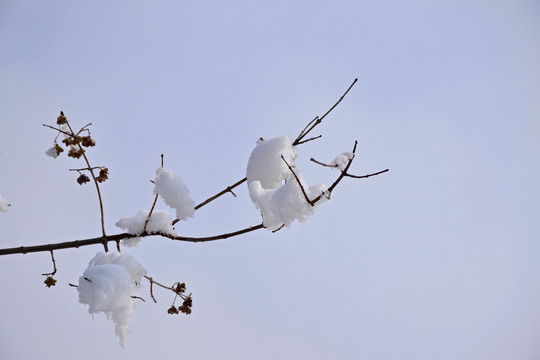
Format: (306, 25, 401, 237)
(174, 282, 186, 294)
(62, 136, 82, 147)
(57, 112, 68, 125)
(178, 296, 193, 314)
(44, 276, 57, 288)
(167, 295, 193, 315)
(68, 147, 85, 159)
(96, 168, 109, 183)
(77, 174, 91, 185)
(81, 136, 96, 147)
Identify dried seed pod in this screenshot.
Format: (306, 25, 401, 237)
(178, 305, 192, 315)
(62, 136, 82, 146)
(174, 282, 186, 294)
(57, 112, 68, 125)
(68, 147, 84, 159)
(167, 305, 179, 315)
(44, 276, 57, 288)
(81, 136, 96, 147)
(96, 168, 109, 183)
(77, 174, 90, 185)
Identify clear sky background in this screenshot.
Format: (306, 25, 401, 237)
(0, 0, 539, 359)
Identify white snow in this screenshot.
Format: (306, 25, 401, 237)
(0, 194, 9, 212)
(153, 167, 195, 221)
(331, 151, 354, 171)
(78, 252, 147, 348)
(246, 134, 328, 231)
(246, 135, 297, 189)
(249, 175, 327, 231)
(115, 209, 177, 247)
(45, 146, 61, 158)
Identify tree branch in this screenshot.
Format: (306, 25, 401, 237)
(0, 223, 265, 256)
(193, 79, 358, 211)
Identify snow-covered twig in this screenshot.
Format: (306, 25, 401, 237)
(192, 79, 358, 214)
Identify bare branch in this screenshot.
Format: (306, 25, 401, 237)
(41, 250, 57, 277)
(346, 169, 389, 179)
(192, 177, 247, 212)
(294, 135, 322, 145)
(42, 123, 72, 137)
(310, 157, 339, 168)
(69, 127, 107, 238)
(144, 154, 163, 232)
(293, 78, 358, 145)
(0, 223, 265, 256)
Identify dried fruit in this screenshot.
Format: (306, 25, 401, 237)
(174, 282, 186, 294)
(178, 305, 192, 315)
(179, 295, 193, 314)
(96, 168, 109, 183)
(45, 144, 64, 158)
(77, 174, 91, 185)
(57, 112, 68, 125)
(68, 147, 84, 159)
(54, 144, 64, 154)
(44, 276, 57, 288)
(81, 136, 96, 147)
(167, 305, 179, 315)
(62, 136, 82, 146)
(182, 296, 192, 308)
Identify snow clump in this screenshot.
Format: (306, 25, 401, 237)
(331, 151, 354, 171)
(153, 167, 195, 221)
(45, 146, 61, 158)
(115, 209, 177, 247)
(0, 194, 9, 212)
(78, 252, 147, 348)
(246, 135, 297, 188)
(246, 135, 327, 231)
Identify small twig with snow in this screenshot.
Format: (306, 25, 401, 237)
(281, 155, 314, 206)
(310, 157, 340, 168)
(144, 154, 164, 233)
(193, 79, 358, 212)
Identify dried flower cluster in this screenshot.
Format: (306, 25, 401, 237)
(44, 276, 57, 288)
(45, 112, 109, 186)
(167, 282, 193, 315)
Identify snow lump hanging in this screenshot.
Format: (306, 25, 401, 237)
(246, 135, 328, 231)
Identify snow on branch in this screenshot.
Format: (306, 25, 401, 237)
(0, 79, 389, 347)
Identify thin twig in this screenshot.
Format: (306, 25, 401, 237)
(192, 177, 247, 211)
(69, 166, 106, 172)
(310, 158, 339, 168)
(148, 277, 158, 303)
(293, 78, 358, 145)
(281, 155, 313, 206)
(295, 135, 322, 145)
(62, 120, 107, 239)
(42, 124, 72, 138)
(41, 250, 57, 276)
(326, 140, 358, 194)
(144, 154, 163, 232)
(346, 169, 389, 179)
(76, 123, 93, 136)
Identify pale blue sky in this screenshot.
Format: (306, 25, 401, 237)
(1, 1, 539, 359)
